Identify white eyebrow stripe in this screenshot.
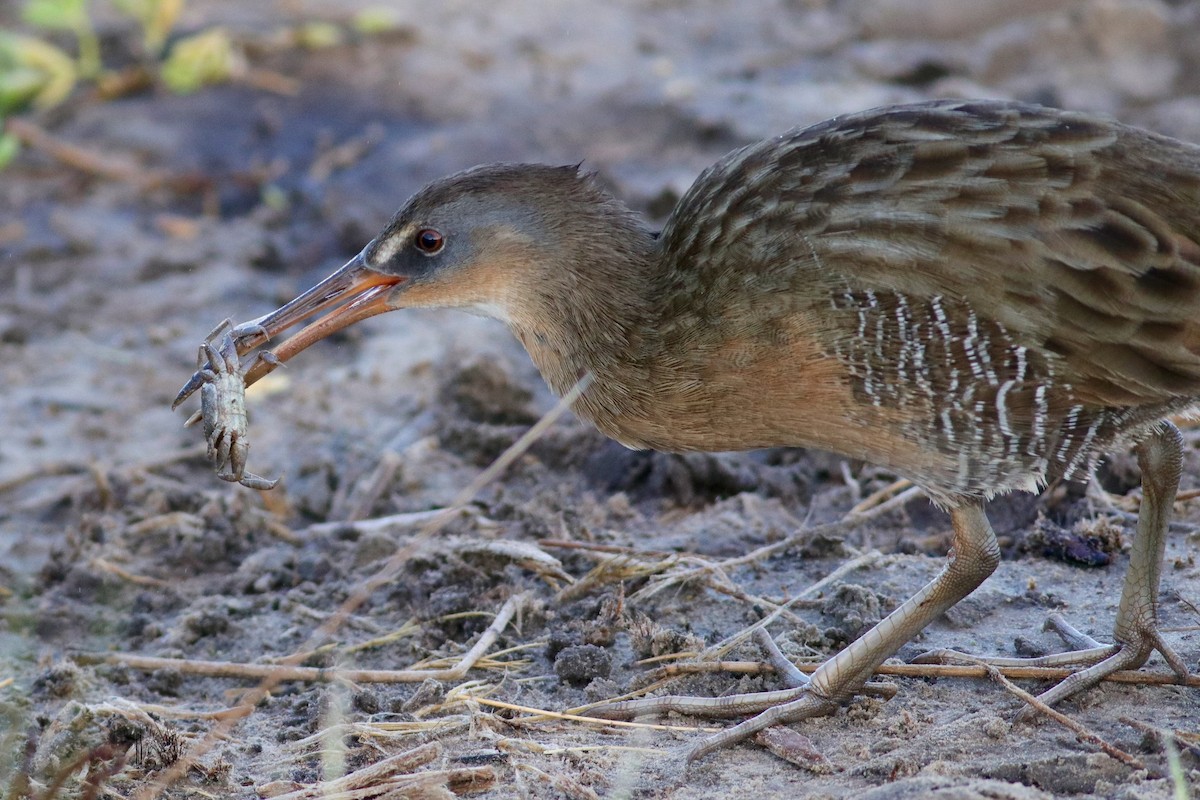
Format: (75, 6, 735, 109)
(372, 228, 412, 265)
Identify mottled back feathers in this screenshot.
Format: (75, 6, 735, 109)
(651, 99, 1200, 500)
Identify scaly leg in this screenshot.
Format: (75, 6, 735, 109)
(915, 422, 1191, 706)
(589, 501, 1001, 761)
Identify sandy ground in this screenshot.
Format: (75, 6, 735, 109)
(2, 1, 1200, 797)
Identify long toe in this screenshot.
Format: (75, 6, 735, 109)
(587, 685, 813, 721)
(1032, 627, 1191, 710)
(687, 693, 839, 763)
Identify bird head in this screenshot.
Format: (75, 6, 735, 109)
(174, 163, 653, 401)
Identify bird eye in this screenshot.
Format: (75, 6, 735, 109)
(414, 228, 445, 254)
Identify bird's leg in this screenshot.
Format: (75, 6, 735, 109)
(588, 502, 1000, 761)
(915, 421, 1192, 706)
(1034, 421, 1192, 700)
(753, 627, 810, 688)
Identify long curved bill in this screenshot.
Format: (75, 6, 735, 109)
(172, 252, 403, 409)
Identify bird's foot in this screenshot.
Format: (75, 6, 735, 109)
(588, 683, 840, 763)
(586, 629, 893, 762)
(912, 611, 1191, 718)
(917, 426, 1192, 719)
(588, 503, 1002, 763)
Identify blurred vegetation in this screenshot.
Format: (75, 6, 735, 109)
(0, 0, 406, 170)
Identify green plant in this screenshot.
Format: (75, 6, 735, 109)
(4, 0, 235, 122)
(0, 30, 78, 168)
(2, 0, 399, 172)
(0, 31, 77, 111)
(160, 27, 240, 94)
(111, 0, 185, 57)
(2, 0, 252, 171)
(21, 0, 100, 78)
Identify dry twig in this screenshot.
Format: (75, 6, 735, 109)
(981, 662, 1144, 770)
(702, 549, 883, 661)
(6, 118, 170, 187)
(82, 591, 530, 685)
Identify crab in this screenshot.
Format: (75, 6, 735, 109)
(193, 319, 279, 490)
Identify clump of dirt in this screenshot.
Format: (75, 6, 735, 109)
(1020, 515, 1125, 567)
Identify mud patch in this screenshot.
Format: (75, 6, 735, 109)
(3, 1, 1200, 798)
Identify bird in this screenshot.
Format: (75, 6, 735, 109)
(174, 99, 1200, 762)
